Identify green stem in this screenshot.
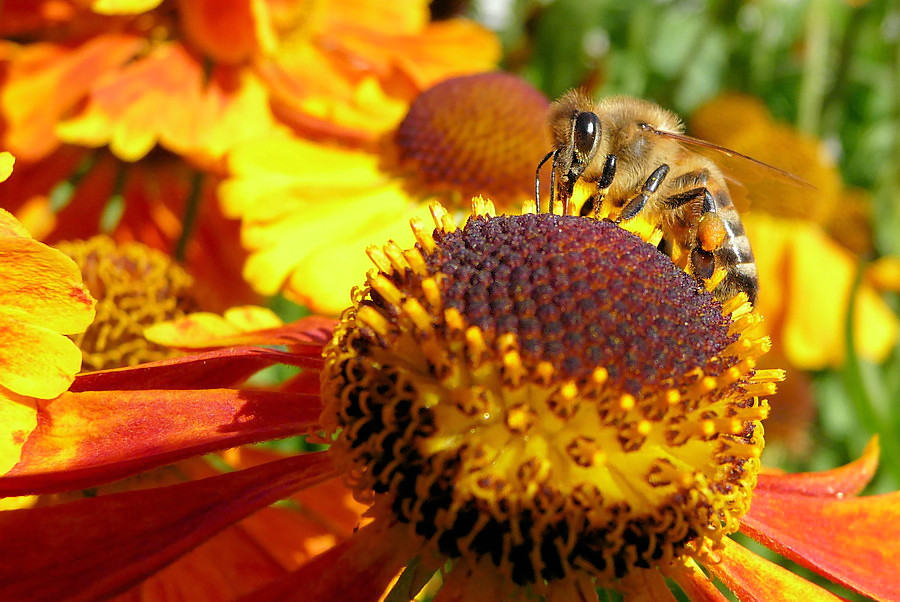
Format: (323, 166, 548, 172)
(797, 0, 831, 134)
(174, 171, 205, 262)
(842, 262, 900, 484)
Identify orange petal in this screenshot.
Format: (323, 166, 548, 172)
(755, 437, 879, 497)
(0, 235, 95, 333)
(741, 488, 900, 600)
(176, 0, 260, 63)
(666, 560, 728, 602)
(618, 569, 677, 601)
(72, 345, 323, 392)
(0, 35, 143, 160)
(242, 521, 412, 601)
(706, 537, 843, 601)
(0, 387, 322, 495)
(0, 452, 334, 601)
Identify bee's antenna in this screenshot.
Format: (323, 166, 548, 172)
(535, 149, 555, 214)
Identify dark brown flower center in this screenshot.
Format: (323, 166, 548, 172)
(321, 202, 778, 590)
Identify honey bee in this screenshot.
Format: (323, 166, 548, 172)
(535, 90, 812, 306)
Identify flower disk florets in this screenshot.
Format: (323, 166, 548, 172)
(321, 201, 775, 588)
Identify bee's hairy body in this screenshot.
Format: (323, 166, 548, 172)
(541, 91, 758, 305)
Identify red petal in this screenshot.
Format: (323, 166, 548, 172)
(0, 452, 335, 601)
(240, 522, 413, 601)
(705, 537, 843, 601)
(741, 488, 900, 600)
(755, 437, 879, 497)
(0, 388, 321, 495)
(71, 346, 322, 391)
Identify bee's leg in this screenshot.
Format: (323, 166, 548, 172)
(534, 149, 555, 214)
(578, 154, 617, 217)
(616, 164, 669, 223)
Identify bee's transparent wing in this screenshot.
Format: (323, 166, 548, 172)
(643, 125, 815, 214)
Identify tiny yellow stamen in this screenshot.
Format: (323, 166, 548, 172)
(369, 273, 404, 307)
(384, 240, 412, 272)
(404, 247, 428, 276)
(366, 244, 394, 274)
(409, 216, 437, 254)
(421, 278, 443, 311)
(619, 393, 636, 411)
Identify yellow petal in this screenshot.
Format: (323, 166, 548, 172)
(0, 152, 13, 182)
(0, 236, 95, 334)
(90, 0, 163, 15)
(144, 306, 282, 348)
(0, 390, 37, 475)
(0, 314, 83, 399)
(746, 214, 898, 369)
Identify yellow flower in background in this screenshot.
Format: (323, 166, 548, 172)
(690, 93, 897, 370)
(221, 72, 552, 313)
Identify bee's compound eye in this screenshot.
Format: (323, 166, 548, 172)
(573, 111, 600, 159)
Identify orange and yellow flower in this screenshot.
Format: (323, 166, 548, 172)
(221, 71, 552, 313)
(0, 1, 500, 311)
(0, 158, 96, 476)
(0, 200, 897, 601)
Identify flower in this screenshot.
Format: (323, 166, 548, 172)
(1, 200, 897, 600)
(220, 72, 552, 313)
(0, 163, 96, 476)
(0, 1, 500, 310)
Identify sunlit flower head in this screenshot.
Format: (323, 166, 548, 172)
(1, 200, 898, 601)
(320, 198, 776, 593)
(55, 235, 197, 370)
(222, 72, 551, 313)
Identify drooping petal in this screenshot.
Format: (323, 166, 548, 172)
(0, 388, 322, 495)
(240, 521, 413, 602)
(71, 345, 322, 392)
(704, 537, 843, 601)
(116, 454, 366, 600)
(755, 437, 879, 497)
(741, 488, 900, 600)
(144, 309, 335, 349)
(0, 452, 335, 601)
